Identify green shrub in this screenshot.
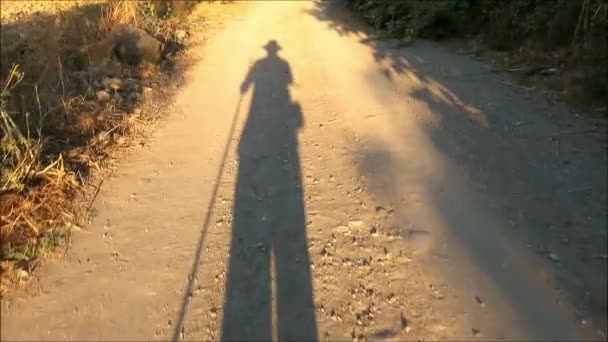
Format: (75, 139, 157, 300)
(347, 0, 471, 40)
(347, 0, 607, 107)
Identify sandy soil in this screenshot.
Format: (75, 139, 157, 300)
(2, 1, 606, 341)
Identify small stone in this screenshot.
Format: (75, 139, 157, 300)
(209, 307, 218, 319)
(16, 269, 29, 279)
(429, 284, 443, 299)
(257, 243, 267, 253)
(472, 328, 480, 336)
(539, 67, 559, 76)
(348, 220, 364, 228)
(97, 90, 110, 102)
(102, 77, 123, 90)
(388, 293, 397, 304)
(370, 227, 378, 237)
(375, 206, 387, 214)
(175, 29, 188, 41)
(548, 253, 560, 262)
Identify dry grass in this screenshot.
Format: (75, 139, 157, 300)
(0, 0, 197, 290)
(1, 64, 79, 294)
(99, 0, 163, 36)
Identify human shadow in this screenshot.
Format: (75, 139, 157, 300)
(220, 40, 318, 341)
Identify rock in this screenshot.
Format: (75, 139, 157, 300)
(539, 67, 559, 76)
(526, 65, 559, 76)
(97, 90, 110, 102)
(112, 24, 164, 68)
(16, 269, 29, 279)
(387, 292, 397, 304)
(102, 77, 123, 90)
(429, 284, 443, 299)
(257, 243, 267, 254)
(375, 206, 392, 214)
(548, 253, 560, 262)
(472, 328, 481, 336)
(370, 227, 378, 237)
(175, 29, 188, 41)
(348, 220, 364, 228)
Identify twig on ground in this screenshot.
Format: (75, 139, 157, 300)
(86, 173, 109, 214)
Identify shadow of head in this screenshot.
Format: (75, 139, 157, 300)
(263, 39, 281, 55)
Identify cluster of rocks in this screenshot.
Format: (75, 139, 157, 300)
(67, 23, 189, 112)
(71, 24, 186, 72)
(93, 76, 149, 109)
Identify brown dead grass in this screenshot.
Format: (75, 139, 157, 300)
(0, 0, 197, 290)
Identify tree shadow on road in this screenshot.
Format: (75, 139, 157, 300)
(220, 40, 318, 341)
(307, 0, 607, 338)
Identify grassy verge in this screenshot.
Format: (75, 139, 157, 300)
(0, 0, 201, 293)
(346, 0, 608, 112)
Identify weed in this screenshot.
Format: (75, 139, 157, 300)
(347, 0, 608, 110)
(0, 0, 202, 288)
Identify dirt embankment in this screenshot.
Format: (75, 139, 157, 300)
(0, 0, 221, 293)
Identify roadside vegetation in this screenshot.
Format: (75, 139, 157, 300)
(347, 0, 608, 111)
(0, 0, 206, 291)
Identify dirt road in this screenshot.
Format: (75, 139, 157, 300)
(2, 1, 607, 341)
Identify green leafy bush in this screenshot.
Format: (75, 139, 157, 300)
(347, 0, 607, 107)
(347, 0, 471, 40)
